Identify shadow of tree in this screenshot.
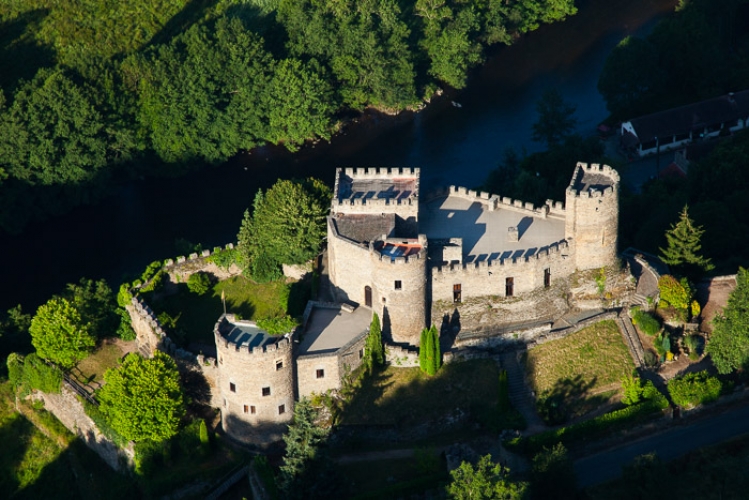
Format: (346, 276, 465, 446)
(536, 375, 602, 425)
(0, 10, 55, 93)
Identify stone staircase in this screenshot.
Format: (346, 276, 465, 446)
(499, 351, 546, 433)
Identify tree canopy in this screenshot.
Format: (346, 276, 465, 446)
(98, 352, 185, 442)
(365, 313, 384, 371)
(237, 178, 330, 281)
(419, 325, 441, 376)
(531, 89, 577, 149)
(0, 0, 579, 232)
(29, 297, 96, 369)
(706, 268, 749, 374)
(446, 454, 527, 500)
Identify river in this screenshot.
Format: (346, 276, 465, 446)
(0, 0, 677, 312)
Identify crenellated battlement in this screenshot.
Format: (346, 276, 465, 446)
(342, 166, 420, 179)
(213, 315, 293, 357)
(566, 162, 619, 198)
(367, 234, 428, 264)
(431, 241, 569, 275)
(426, 185, 565, 219)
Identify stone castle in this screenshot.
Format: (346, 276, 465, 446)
(327, 162, 619, 344)
(130, 161, 619, 445)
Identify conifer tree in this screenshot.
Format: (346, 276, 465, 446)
(419, 327, 428, 371)
(430, 325, 441, 375)
(365, 313, 384, 371)
(659, 205, 713, 277)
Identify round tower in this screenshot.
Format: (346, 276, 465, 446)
(369, 236, 428, 345)
(214, 315, 294, 445)
(564, 163, 619, 271)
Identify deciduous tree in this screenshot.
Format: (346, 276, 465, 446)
(706, 268, 749, 374)
(531, 89, 577, 149)
(98, 352, 185, 442)
(447, 454, 527, 499)
(29, 297, 96, 369)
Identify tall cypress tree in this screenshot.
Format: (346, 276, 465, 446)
(659, 205, 713, 278)
(419, 327, 429, 374)
(366, 313, 384, 371)
(430, 325, 441, 375)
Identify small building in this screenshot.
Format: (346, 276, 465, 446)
(621, 90, 749, 157)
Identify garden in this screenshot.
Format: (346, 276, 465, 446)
(524, 320, 635, 423)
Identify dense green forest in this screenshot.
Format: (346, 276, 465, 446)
(0, 0, 576, 233)
(598, 0, 749, 121)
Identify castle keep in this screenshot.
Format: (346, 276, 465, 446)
(327, 163, 619, 344)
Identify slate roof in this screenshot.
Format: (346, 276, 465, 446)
(332, 213, 396, 243)
(628, 90, 749, 143)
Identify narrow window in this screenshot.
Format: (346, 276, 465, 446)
(278, 404, 286, 415)
(262, 387, 271, 397)
(544, 268, 551, 288)
(250, 406, 256, 415)
(505, 277, 514, 297)
(453, 284, 462, 303)
(276, 360, 283, 371)
(359, 349, 364, 359)
(394, 280, 402, 290)
(316, 369, 325, 379)
(243, 405, 249, 414)
(229, 382, 236, 393)
(365, 286, 372, 307)
(223, 398, 227, 408)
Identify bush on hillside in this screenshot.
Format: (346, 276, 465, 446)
(667, 370, 721, 409)
(187, 272, 213, 295)
(632, 308, 661, 336)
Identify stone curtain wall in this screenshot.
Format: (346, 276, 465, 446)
(36, 385, 135, 470)
(431, 241, 574, 303)
(165, 243, 242, 283)
(214, 316, 294, 445)
(128, 296, 221, 406)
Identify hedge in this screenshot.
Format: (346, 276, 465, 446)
(505, 398, 668, 456)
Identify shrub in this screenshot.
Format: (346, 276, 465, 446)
(658, 275, 692, 313)
(643, 350, 658, 368)
(187, 272, 212, 295)
(683, 334, 702, 360)
(667, 370, 722, 409)
(632, 309, 661, 336)
(117, 283, 133, 307)
(595, 268, 606, 295)
(690, 300, 701, 318)
(140, 261, 163, 283)
(22, 353, 62, 394)
(140, 269, 166, 293)
(6, 353, 24, 387)
(207, 248, 237, 270)
(256, 316, 298, 335)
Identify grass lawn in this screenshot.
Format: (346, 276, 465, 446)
(340, 360, 499, 429)
(69, 340, 129, 391)
(146, 275, 309, 345)
(0, 380, 137, 499)
(525, 320, 635, 418)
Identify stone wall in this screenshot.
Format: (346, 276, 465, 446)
(332, 167, 419, 222)
(431, 241, 574, 303)
(165, 244, 242, 283)
(37, 385, 134, 471)
(385, 344, 420, 367)
(565, 163, 619, 271)
(214, 316, 294, 445)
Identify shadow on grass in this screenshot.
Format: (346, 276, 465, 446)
(536, 375, 605, 425)
(338, 361, 499, 432)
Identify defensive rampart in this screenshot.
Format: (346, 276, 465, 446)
(431, 241, 573, 302)
(424, 185, 565, 221)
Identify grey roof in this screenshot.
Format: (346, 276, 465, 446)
(332, 213, 395, 243)
(337, 176, 417, 202)
(298, 305, 370, 356)
(628, 90, 749, 143)
(219, 321, 277, 349)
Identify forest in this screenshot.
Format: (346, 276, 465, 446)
(0, 0, 577, 233)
